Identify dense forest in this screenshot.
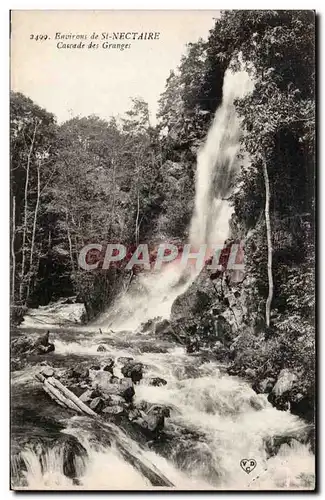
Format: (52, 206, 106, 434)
(11, 9, 315, 426)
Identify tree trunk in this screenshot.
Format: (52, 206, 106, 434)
(19, 122, 38, 302)
(65, 209, 75, 272)
(11, 196, 16, 302)
(262, 157, 273, 327)
(135, 189, 140, 246)
(26, 159, 41, 301)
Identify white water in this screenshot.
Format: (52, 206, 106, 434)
(14, 330, 314, 490)
(13, 69, 315, 490)
(189, 69, 253, 247)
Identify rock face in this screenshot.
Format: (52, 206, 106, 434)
(171, 267, 216, 322)
(267, 369, 301, 412)
(20, 299, 87, 327)
(272, 369, 297, 396)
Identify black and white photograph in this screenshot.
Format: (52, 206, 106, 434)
(10, 9, 316, 490)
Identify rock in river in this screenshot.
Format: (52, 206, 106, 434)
(121, 361, 143, 384)
(149, 377, 167, 387)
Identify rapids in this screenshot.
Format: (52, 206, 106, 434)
(11, 327, 314, 490)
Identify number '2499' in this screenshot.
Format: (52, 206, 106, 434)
(30, 34, 49, 41)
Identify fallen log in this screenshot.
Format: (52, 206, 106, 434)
(35, 372, 174, 487)
(35, 373, 97, 417)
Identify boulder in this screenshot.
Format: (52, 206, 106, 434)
(118, 378, 135, 402)
(91, 373, 135, 402)
(117, 356, 134, 364)
(101, 358, 114, 373)
(149, 377, 167, 387)
(89, 364, 101, 371)
(128, 408, 142, 421)
(40, 366, 54, 378)
(154, 319, 171, 336)
(109, 394, 125, 405)
(35, 331, 50, 347)
(11, 331, 55, 356)
(273, 369, 297, 396)
(91, 371, 113, 391)
(90, 397, 105, 413)
(69, 366, 89, 381)
(102, 405, 125, 417)
(254, 377, 276, 394)
(36, 343, 55, 354)
(121, 361, 143, 384)
(79, 389, 99, 403)
(134, 406, 170, 437)
(97, 344, 107, 352)
(56, 434, 87, 480)
(244, 368, 257, 380)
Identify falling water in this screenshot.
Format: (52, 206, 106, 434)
(190, 69, 253, 247)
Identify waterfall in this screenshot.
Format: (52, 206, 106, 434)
(98, 68, 253, 332)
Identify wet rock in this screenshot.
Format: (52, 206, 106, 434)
(91, 373, 135, 402)
(154, 319, 171, 335)
(56, 434, 88, 480)
(140, 319, 155, 333)
(249, 394, 267, 411)
(244, 368, 257, 380)
(119, 378, 135, 402)
(97, 344, 107, 352)
(117, 356, 134, 364)
(102, 405, 125, 417)
(40, 366, 54, 378)
(11, 358, 25, 371)
(79, 388, 99, 403)
(267, 392, 291, 411)
(69, 385, 88, 398)
(121, 361, 143, 384)
(35, 331, 51, 347)
(253, 377, 276, 394)
(69, 366, 90, 381)
(134, 405, 170, 437)
(90, 397, 105, 413)
(186, 337, 200, 353)
(36, 343, 55, 354)
(148, 405, 170, 418)
(89, 364, 101, 371)
(91, 370, 112, 390)
(128, 408, 142, 421)
(109, 394, 125, 405)
(290, 393, 314, 422)
(273, 369, 297, 396)
(101, 358, 114, 373)
(149, 377, 167, 387)
(146, 414, 165, 434)
(110, 376, 120, 384)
